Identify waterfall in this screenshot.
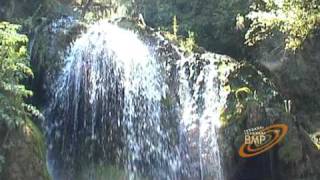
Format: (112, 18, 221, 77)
(178, 54, 226, 180)
(45, 20, 225, 180)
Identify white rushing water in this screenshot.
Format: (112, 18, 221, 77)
(47, 20, 179, 180)
(179, 54, 226, 180)
(46, 19, 226, 180)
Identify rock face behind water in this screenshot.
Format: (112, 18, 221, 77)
(28, 17, 320, 180)
(30, 17, 86, 106)
(218, 61, 320, 180)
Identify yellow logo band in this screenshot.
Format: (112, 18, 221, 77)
(239, 124, 288, 158)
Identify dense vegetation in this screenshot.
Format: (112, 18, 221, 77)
(0, 22, 39, 128)
(2, 0, 320, 56)
(139, 0, 250, 58)
(244, 0, 320, 51)
(0, 21, 37, 176)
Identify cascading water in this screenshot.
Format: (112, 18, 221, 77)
(45, 19, 226, 180)
(178, 54, 226, 180)
(46, 21, 179, 180)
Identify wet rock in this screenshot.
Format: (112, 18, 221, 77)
(30, 17, 86, 106)
(218, 60, 320, 180)
(0, 120, 50, 180)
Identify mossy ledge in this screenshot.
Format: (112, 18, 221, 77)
(0, 119, 51, 180)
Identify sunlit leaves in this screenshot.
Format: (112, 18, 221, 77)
(244, 0, 320, 51)
(0, 21, 40, 128)
(163, 17, 196, 54)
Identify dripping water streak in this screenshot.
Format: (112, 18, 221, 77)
(46, 21, 180, 180)
(179, 54, 226, 180)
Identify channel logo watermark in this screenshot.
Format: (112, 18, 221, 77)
(239, 124, 288, 158)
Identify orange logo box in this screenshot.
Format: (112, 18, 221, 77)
(239, 124, 288, 158)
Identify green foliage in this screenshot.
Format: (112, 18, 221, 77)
(244, 0, 320, 51)
(140, 0, 250, 57)
(221, 86, 256, 124)
(163, 16, 196, 54)
(220, 64, 281, 125)
(235, 87, 252, 101)
(0, 22, 40, 128)
(180, 31, 196, 54)
(79, 0, 130, 22)
(155, 14, 196, 55)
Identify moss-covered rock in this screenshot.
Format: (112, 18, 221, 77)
(218, 59, 320, 180)
(0, 120, 50, 180)
(30, 17, 86, 106)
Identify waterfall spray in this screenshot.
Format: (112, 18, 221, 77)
(45, 20, 225, 180)
(46, 21, 179, 180)
(179, 54, 226, 180)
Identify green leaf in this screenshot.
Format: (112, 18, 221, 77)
(0, 21, 42, 128)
